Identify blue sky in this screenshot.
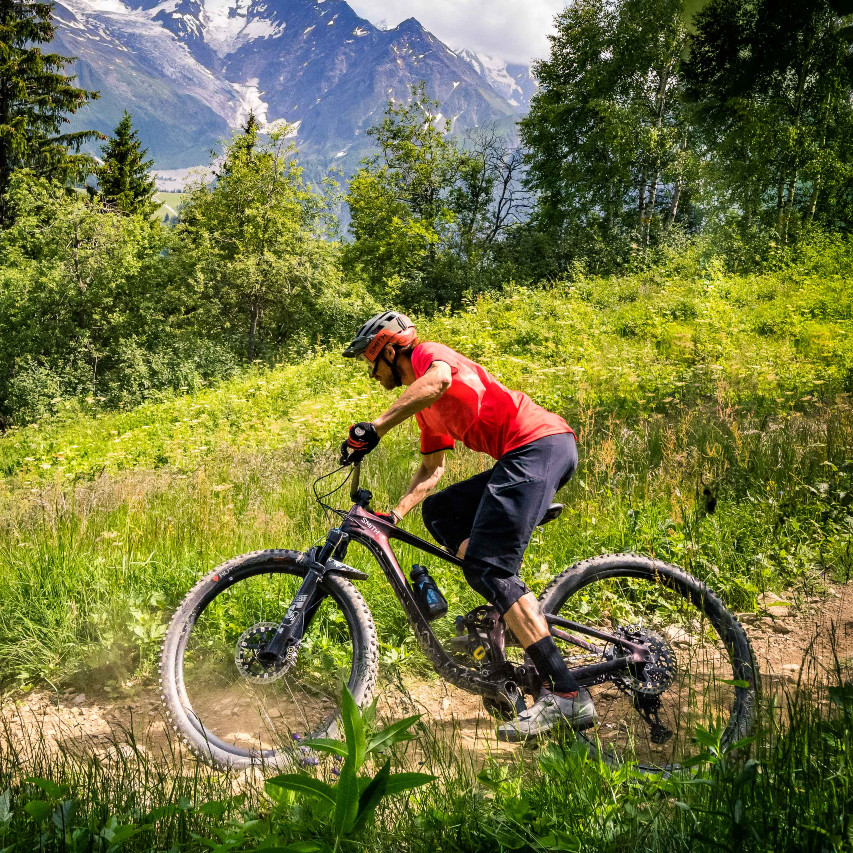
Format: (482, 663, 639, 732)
(347, 0, 565, 65)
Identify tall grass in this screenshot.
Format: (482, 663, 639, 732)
(0, 248, 851, 689)
(0, 246, 851, 848)
(0, 668, 850, 851)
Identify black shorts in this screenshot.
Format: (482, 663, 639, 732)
(422, 432, 577, 614)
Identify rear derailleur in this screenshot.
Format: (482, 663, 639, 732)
(626, 691, 673, 745)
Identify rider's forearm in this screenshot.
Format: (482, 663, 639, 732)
(372, 363, 451, 438)
(393, 460, 445, 518)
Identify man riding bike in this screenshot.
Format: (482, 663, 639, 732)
(340, 310, 596, 740)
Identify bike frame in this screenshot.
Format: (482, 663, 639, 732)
(261, 463, 648, 706)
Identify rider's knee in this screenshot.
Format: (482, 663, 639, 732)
(422, 492, 440, 536)
(462, 555, 529, 614)
(422, 493, 457, 551)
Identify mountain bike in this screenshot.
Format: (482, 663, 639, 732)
(160, 461, 758, 771)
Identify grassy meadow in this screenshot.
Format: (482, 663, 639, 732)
(0, 239, 852, 849)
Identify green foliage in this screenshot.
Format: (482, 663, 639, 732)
(0, 246, 850, 686)
(521, 0, 695, 273)
(258, 687, 433, 851)
(94, 112, 158, 218)
(684, 0, 853, 250)
(344, 84, 524, 310)
(0, 171, 236, 423)
(177, 115, 374, 361)
(0, 0, 100, 226)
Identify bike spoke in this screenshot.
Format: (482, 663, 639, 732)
(178, 572, 355, 756)
(552, 574, 739, 771)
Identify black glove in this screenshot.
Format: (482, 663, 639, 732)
(339, 422, 380, 465)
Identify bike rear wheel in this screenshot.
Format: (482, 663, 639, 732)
(539, 554, 758, 772)
(160, 550, 378, 770)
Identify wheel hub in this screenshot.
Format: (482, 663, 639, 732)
(605, 626, 677, 696)
(235, 622, 297, 683)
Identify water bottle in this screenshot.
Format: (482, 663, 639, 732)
(410, 565, 448, 621)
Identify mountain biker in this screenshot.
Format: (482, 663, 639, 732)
(339, 310, 596, 740)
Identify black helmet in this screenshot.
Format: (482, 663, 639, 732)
(342, 311, 417, 362)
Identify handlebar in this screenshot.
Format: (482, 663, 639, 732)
(349, 462, 362, 502)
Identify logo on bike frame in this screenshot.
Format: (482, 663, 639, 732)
(358, 517, 381, 534)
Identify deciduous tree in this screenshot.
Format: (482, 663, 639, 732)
(520, 0, 694, 270)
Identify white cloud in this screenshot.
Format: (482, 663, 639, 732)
(348, 0, 564, 65)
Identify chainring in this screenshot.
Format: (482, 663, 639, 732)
(234, 622, 297, 683)
(605, 626, 678, 696)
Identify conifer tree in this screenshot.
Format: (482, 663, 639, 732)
(97, 111, 157, 216)
(0, 0, 100, 225)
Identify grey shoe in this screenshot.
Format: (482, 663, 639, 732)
(496, 689, 597, 743)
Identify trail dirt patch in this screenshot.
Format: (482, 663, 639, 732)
(3, 583, 853, 766)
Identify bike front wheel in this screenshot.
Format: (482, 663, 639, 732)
(160, 550, 379, 770)
(539, 554, 758, 772)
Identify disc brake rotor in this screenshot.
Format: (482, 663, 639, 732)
(235, 622, 297, 683)
(605, 626, 678, 696)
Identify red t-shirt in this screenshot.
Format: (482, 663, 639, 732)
(411, 342, 574, 459)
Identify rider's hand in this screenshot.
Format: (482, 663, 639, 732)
(374, 510, 401, 526)
(339, 422, 380, 465)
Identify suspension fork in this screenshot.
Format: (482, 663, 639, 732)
(257, 529, 354, 665)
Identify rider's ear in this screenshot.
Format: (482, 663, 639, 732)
(383, 342, 396, 361)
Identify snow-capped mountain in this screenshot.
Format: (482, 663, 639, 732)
(455, 49, 536, 112)
(52, 0, 527, 176)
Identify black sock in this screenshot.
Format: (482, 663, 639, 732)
(526, 636, 579, 695)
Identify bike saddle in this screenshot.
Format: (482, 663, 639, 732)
(537, 503, 563, 526)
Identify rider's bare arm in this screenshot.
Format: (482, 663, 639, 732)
(372, 361, 452, 438)
(393, 450, 446, 519)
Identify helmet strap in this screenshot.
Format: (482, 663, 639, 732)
(379, 347, 403, 388)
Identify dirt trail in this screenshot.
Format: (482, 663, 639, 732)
(3, 583, 853, 766)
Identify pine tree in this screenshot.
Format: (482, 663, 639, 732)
(97, 111, 157, 217)
(0, 0, 100, 225)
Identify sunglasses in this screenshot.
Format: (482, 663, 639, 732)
(360, 354, 380, 378)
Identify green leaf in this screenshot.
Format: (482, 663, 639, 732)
(719, 679, 750, 689)
(24, 800, 51, 822)
(333, 760, 359, 836)
(24, 777, 69, 800)
(52, 800, 74, 831)
(366, 714, 421, 753)
(383, 772, 436, 796)
(0, 790, 11, 824)
(265, 775, 336, 807)
(299, 737, 349, 758)
(361, 697, 378, 732)
(102, 824, 144, 844)
(692, 726, 720, 751)
(350, 760, 390, 834)
(197, 800, 228, 817)
(340, 686, 366, 771)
